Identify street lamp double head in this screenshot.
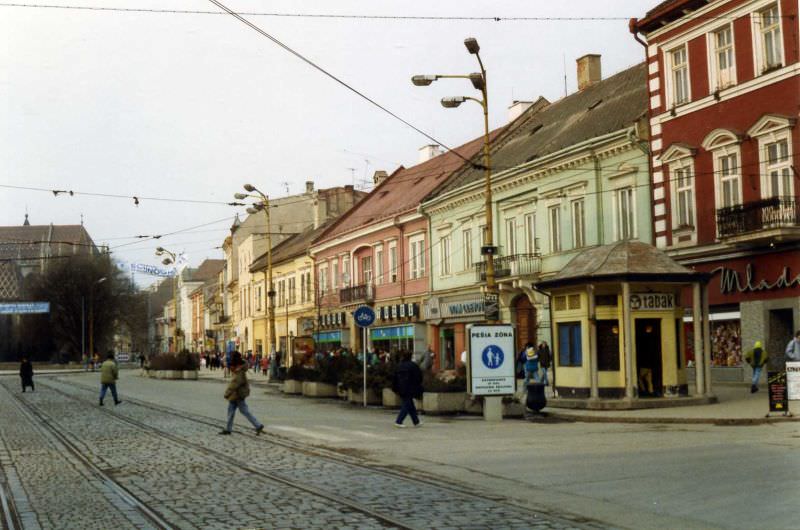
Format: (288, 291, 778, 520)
(155, 246, 180, 351)
(411, 37, 498, 313)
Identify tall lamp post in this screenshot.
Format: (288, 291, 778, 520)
(155, 246, 180, 352)
(412, 37, 498, 321)
(83, 276, 107, 361)
(234, 184, 276, 360)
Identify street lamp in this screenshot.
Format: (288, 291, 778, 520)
(412, 37, 498, 320)
(82, 276, 106, 365)
(155, 246, 181, 352)
(234, 184, 276, 362)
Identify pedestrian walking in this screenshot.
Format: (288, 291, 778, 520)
(522, 344, 539, 389)
(260, 355, 269, 376)
(392, 351, 423, 428)
(537, 341, 551, 386)
(785, 331, 800, 362)
(219, 352, 264, 435)
(19, 357, 34, 392)
(745, 341, 768, 393)
(99, 352, 121, 406)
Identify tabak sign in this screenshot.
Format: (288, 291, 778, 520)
(629, 293, 675, 311)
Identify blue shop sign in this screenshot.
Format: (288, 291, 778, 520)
(370, 325, 415, 340)
(313, 331, 342, 344)
(0, 302, 50, 314)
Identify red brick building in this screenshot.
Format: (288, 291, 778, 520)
(632, 0, 799, 377)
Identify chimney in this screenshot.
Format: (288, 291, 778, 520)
(507, 100, 533, 123)
(576, 54, 602, 91)
(305, 181, 314, 193)
(418, 144, 444, 163)
(372, 170, 389, 186)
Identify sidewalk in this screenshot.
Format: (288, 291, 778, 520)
(196, 367, 797, 425)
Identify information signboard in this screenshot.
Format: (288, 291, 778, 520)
(0, 302, 50, 314)
(768, 371, 788, 413)
(786, 362, 800, 401)
(468, 324, 515, 396)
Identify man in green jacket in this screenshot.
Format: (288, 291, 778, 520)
(219, 352, 264, 435)
(99, 352, 121, 406)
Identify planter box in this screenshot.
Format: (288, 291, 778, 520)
(382, 388, 402, 408)
(348, 388, 381, 405)
(503, 400, 525, 418)
(302, 381, 338, 398)
(464, 396, 482, 414)
(182, 370, 198, 380)
(423, 392, 466, 415)
(283, 380, 303, 394)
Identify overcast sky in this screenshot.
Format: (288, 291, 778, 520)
(1, 0, 655, 286)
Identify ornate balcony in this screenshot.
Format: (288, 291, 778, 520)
(474, 253, 542, 283)
(716, 196, 800, 244)
(339, 283, 374, 305)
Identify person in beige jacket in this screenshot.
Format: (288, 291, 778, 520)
(219, 352, 264, 435)
(99, 352, 121, 406)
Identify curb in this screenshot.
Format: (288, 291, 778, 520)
(544, 411, 798, 426)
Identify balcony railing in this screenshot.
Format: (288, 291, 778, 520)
(474, 253, 542, 282)
(717, 196, 800, 239)
(339, 283, 375, 304)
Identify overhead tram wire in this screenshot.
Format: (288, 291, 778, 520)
(0, 4, 793, 22)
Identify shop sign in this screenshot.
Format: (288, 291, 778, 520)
(712, 264, 800, 295)
(467, 324, 515, 396)
(768, 371, 789, 413)
(0, 302, 50, 314)
(629, 293, 674, 311)
(313, 331, 342, 344)
(371, 325, 415, 340)
(786, 362, 800, 401)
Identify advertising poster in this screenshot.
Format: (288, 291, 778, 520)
(468, 324, 515, 396)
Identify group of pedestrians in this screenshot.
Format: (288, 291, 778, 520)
(517, 341, 551, 391)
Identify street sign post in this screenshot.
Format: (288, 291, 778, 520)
(353, 306, 376, 408)
(0, 302, 50, 315)
(467, 324, 515, 421)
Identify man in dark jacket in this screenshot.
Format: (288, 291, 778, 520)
(537, 341, 552, 386)
(392, 351, 423, 428)
(19, 357, 34, 392)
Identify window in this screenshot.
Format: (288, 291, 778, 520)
(409, 236, 425, 279)
(765, 139, 792, 197)
(388, 241, 398, 282)
(305, 271, 312, 302)
(674, 166, 695, 228)
(300, 273, 306, 303)
(718, 153, 741, 207)
(597, 320, 620, 371)
(670, 46, 689, 106)
(361, 256, 372, 284)
(757, 3, 783, 72)
(375, 245, 384, 285)
(614, 187, 635, 240)
(558, 322, 582, 367)
(277, 280, 286, 307)
(256, 286, 262, 311)
(288, 277, 296, 305)
(331, 259, 339, 290)
(440, 235, 452, 276)
(548, 205, 561, 253)
(571, 199, 585, 248)
(524, 214, 537, 254)
(505, 218, 517, 255)
(711, 25, 735, 89)
(342, 255, 351, 286)
(463, 229, 473, 270)
(318, 265, 328, 293)
(478, 225, 487, 248)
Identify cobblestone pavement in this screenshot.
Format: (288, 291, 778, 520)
(0, 376, 606, 530)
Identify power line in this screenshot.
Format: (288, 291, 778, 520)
(204, 0, 476, 169)
(0, 3, 793, 22)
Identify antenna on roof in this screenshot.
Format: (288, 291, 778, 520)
(80, 213, 84, 226)
(280, 182, 290, 195)
(346, 167, 356, 187)
(563, 54, 568, 97)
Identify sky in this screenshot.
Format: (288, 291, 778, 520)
(1, 0, 656, 286)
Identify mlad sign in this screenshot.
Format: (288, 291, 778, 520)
(467, 324, 515, 396)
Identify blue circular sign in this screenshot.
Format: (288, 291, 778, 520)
(481, 345, 504, 369)
(353, 306, 376, 328)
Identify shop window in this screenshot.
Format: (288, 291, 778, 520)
(597, 320, 620, 371)
(558, 322, 582, 367)
(568, 294, 581, 310)
(710, 320, 742, 366)
(554, 296, 567, 311)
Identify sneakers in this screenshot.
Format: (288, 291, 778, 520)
(255, 425, 264, 435)
(218, 430, 232, 435)
(393, 422, 407, 428)
(413, 421, 423, 428)
(99, 401, 104, 407)
(751, 385, 759, 394)
(114, 400, 122, 406)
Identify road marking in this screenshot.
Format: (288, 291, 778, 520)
(317, 426, 398, 441)
(269, 425, 348, 442)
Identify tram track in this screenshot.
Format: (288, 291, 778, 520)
(4, 379, 415, 530)
(44, 376, 602, 530)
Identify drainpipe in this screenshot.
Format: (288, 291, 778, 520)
(394, 216, 406, 299)
(592, 150, 605, 243)
(531, 284, 556, 393)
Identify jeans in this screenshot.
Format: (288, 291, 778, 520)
(539, 367, 549, 386)
(395, 397, 419, 426)
(99, 383, 118, 403)
(523, 370, 539, 389)
(751, 365, 763, 386)
(226, 400, 263, 432)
